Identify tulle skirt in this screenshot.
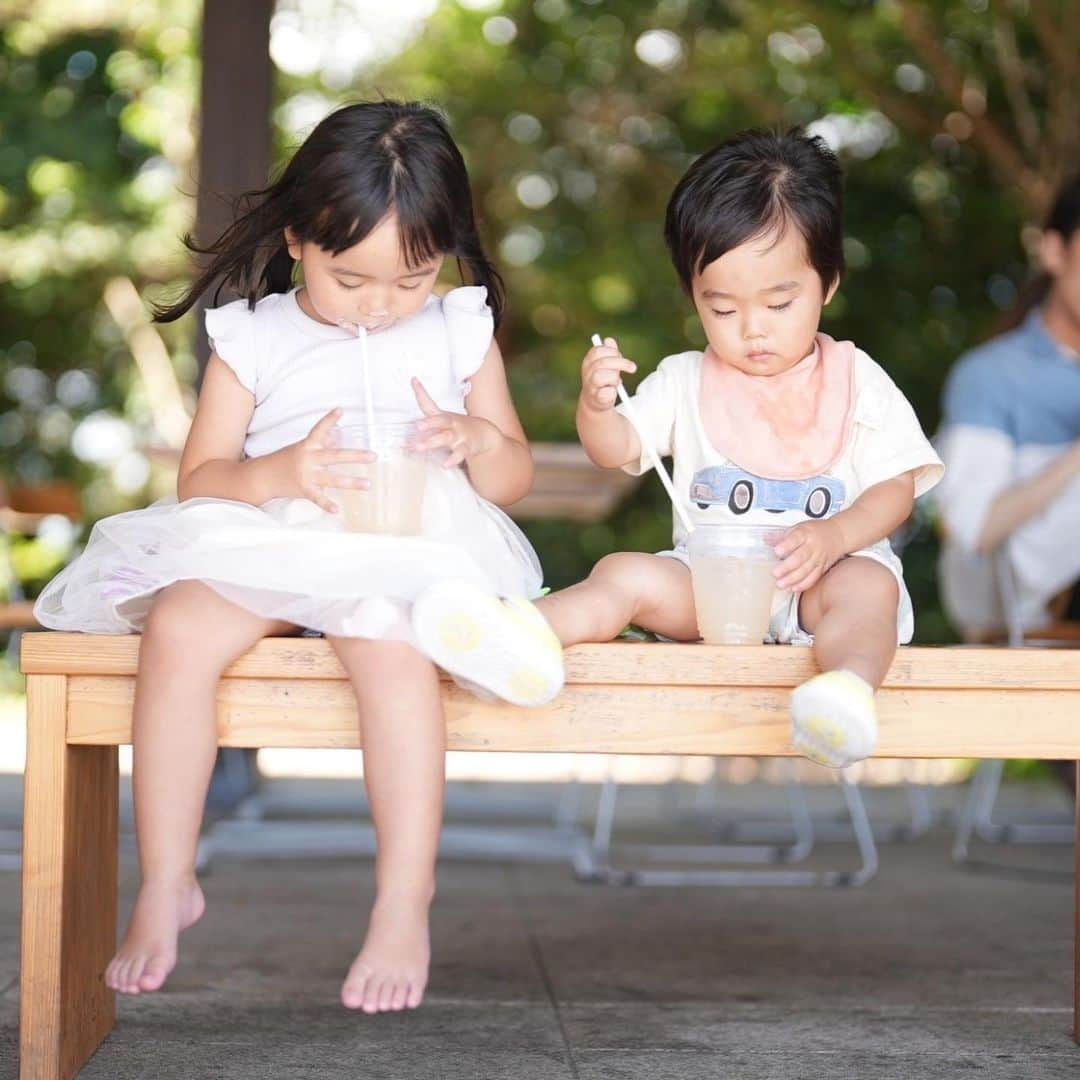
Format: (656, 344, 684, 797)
(34, 465, 543, 642)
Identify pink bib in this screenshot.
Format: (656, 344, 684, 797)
(699, 332, 855, 480)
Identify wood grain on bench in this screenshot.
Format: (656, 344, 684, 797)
(21, 633, 1080, 759)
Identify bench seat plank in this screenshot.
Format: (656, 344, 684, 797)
(21, 632, 1080, 690)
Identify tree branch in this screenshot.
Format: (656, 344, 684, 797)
(991, 14, 1040, 157)
(895, 0, 1048, 216)
(1028, 0, 1079, 83)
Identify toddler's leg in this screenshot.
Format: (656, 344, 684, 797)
(537, 552, 699, 645)
(105, 582, 296, 994)
(328, 637, 444, 1014)
(790, 557, 900, 768)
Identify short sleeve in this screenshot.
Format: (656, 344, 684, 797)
(205, 300, 257, 395)
(615, 353, 684, 477)
(442, 286, 494, 385)
(850, 354, 944, 499)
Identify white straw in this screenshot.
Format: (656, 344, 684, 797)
(591, 333, 694, 535)
(357, 324, 378, 454)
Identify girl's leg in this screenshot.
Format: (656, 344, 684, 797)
(327, 637, 444, 1014)
(536, 552, 699, 645)
(789, 557, 900, 767)
(105, 581, 296, 994)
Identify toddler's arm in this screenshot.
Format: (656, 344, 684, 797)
(178, 355, 371, 511)
(774, 472, 915, 594)
(576, 337, 641, 469)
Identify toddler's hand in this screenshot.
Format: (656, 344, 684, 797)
(581, 336, 636, 412)
(773, 519, 845, 593)
(274, 408, 375, 513)
(411, 379, 499, 469)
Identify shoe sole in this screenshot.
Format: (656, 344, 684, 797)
(412, 582, 563, 707)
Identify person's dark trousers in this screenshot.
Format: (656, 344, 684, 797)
(205, 748, 261, 813)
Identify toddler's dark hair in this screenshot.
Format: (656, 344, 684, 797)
(664, 128, 844, 295)
(155, 99, 505, 326)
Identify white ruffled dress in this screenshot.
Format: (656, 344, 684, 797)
(34, 286, 543, 641)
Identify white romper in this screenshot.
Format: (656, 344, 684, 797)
(616, 334, 944, 644)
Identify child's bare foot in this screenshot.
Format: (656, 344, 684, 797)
(341, 894, 431, 1013)
(105, 877, 205, 994)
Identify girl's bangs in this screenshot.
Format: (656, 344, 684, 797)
(304, 196, 445, 270)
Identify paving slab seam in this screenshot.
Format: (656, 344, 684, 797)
(507, 865, 580, 1079)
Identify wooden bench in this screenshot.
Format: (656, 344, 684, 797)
(18, 631, 1080, 1078)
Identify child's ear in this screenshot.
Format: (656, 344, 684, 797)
(823, 275, 841, 306)
(284, 227, 303, 262)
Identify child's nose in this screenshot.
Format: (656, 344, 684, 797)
(741, 315, 765, 339)
(363, 287, 393, 315)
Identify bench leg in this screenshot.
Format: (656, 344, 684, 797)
(21, 674, 118, 1080)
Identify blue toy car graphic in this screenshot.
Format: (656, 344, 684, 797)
(689, 466, 846, 519)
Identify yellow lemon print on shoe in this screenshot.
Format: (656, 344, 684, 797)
(508, 669, 547, 704)
(437, 612, 482, 653)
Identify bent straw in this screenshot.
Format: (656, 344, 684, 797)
(591, 333, 694, 535)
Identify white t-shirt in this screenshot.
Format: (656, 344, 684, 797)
(617, 337, 943, 551)
(205, 286, 494, 460)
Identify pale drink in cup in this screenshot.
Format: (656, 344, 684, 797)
(333, 422, 429, 536)
(688, 523, 787, 644)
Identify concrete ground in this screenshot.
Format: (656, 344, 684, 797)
(0, 773, 1076, 1079)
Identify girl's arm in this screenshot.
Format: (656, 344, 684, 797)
(412, 338, 533, 506)
(179, 355, 371, 511)
(774, 472, 915, 594)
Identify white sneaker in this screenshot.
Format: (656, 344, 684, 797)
(411, 581, 564, 707)
(790, 670, 877, 769)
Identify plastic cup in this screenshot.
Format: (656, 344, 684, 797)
(332, 422, 429, 536)
(687, 523, 787, 645)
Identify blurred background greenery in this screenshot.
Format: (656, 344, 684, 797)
(2, 0, 1077, 670)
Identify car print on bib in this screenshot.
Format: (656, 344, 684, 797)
(689, 465, 846, 521)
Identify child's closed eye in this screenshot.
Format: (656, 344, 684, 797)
(769, 301, 793, 312)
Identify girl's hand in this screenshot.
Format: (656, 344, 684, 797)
(581, 336, 637, 412)
(411, 379, 500, 469)
(773, 519, 845, 593)
(272, 408, 375, 513)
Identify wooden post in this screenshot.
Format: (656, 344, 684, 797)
(20, 675, 119, 1080)
(192, 0, 274, 377)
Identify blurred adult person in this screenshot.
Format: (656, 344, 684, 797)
(936, 175, 1080, 642)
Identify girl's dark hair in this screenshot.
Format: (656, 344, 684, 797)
(993, 173, 1080, 334)
(155, 100, 505, 326)
(664, 128, 844, 295)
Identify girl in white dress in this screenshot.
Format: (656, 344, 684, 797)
(34, 100, 562, 1014)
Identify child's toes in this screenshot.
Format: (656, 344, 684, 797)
(138, 960, 170, 992)
(390, 980, 409, 1011)
(378, 978, 398, 1012)
(341, 968, 371, 1009)
(362, 977, 386, 1014)
(406, 979, 425, 1009)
